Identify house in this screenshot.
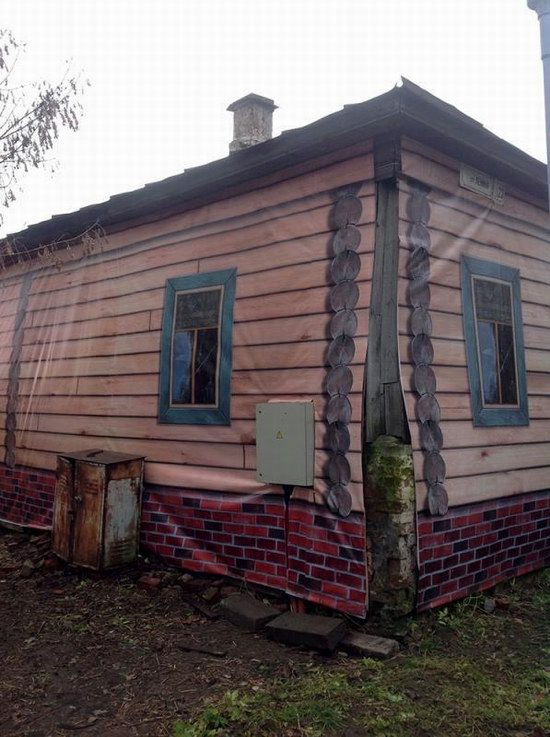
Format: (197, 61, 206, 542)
(0, 80, 548, 617)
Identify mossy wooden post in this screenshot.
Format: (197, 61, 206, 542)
(365, 435, 416, 616)
(363, 142, 417, 616)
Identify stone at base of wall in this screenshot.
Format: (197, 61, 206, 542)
(417, 488, 550, 610)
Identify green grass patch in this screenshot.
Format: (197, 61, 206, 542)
(174, 571, 550, 737)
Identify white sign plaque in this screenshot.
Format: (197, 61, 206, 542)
(460, 164, 505, 204)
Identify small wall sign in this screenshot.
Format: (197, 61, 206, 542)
(460, 164, 505, 204)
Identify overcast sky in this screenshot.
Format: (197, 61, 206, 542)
(0, 0, 546, 237)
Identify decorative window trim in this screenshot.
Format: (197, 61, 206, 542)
(158, 268, 236, 425)
(460, 256, 529, 427)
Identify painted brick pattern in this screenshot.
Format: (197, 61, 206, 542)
(141, 486, 288, 590)
(286, 500, 367, 617)
(0, 464, 55, 528)
(141, 487, 367, 616)
(417, 489, 550, 610)
(2, 463, 547, 618)
(0, 465, 368, 616)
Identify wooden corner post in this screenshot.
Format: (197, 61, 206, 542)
(363, 138, 417, 616)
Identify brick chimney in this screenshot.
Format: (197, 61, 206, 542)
(227, 93, 277, 153)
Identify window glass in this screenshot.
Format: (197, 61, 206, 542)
(473, 277, 518, 407)
(171, 330, 193, 404)
(194, 327, 218, 405)
(460, 257, 528, 427)
(473, 279, 512, 323)
(170, 287, 222, 407)
(175, 289, 221, 330)
(477, 320, 499, 404)
(159, 270, 236, 425)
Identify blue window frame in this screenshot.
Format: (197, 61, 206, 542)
(460, 256, 528, 427)
(158, 269, 236, 425)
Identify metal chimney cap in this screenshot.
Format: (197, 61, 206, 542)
(227, 93, 278, 113)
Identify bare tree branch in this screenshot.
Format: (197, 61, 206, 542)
(0, 29, 87, 229)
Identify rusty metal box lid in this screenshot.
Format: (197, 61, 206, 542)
(58, 449, 145, 465)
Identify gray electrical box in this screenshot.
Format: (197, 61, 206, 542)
(255, 402, 314, 487)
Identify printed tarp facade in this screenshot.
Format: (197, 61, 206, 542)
(0, 81, 548, 616)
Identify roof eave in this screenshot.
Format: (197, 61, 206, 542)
(398, 82, 547, 201)
(4, 82, 547, 255)
(4, 87, 404, 252)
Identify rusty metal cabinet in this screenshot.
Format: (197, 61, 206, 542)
(52, 449, 145, 570)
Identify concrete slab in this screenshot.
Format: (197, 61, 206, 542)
(220, 594, 279, 632)
(265, 612, 347, 651)
(340, 632, 399, 659)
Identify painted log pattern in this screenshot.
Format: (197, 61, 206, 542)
(325, 192, 363, 517)
(400, 139, 550, 511)
(407, 185, 448, 516)
(0, 150, 376, 513)
(4, 274, 32, 467)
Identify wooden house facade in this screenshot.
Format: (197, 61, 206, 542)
(0, 81, 548, 616)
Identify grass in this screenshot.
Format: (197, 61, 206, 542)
(174, 570, 550, 737)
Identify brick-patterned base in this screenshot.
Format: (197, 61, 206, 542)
(141, 487, 367, 617)
(3, 462, 547, 617)
(417, 489, 550, 610)
(0, 465, 368, 616)
(0, 464, 55, 528)
(141, 487, 288, 589)
(286, 500, 367, 616)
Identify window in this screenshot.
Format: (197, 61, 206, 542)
(158, 269, 236, 425)
(460, 256, 528, 427)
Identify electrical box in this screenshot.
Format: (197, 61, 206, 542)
(255, 402, 314, 487)
(52, 449, 145, 570)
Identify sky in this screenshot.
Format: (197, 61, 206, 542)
(0, 0, 546, 237)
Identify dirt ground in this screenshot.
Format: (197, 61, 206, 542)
(1, 526, 548, 737)
(0, 527, 320, 737)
